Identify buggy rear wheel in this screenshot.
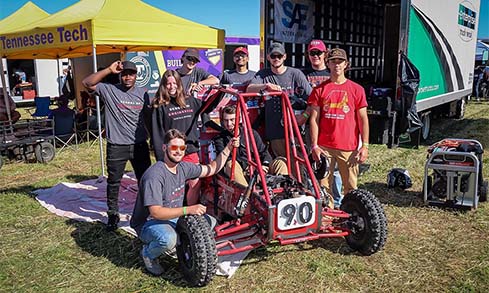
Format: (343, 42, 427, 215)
(479, 180, 488, 203)
(341, 189, 387, 255)
(176, 215, 217, 287)
(35, 142, 55, 163)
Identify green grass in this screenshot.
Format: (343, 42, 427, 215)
(1, 101, 489, 292)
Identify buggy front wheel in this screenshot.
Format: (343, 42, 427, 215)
(176, 215, 217, 287)
(341, 189, 387, 255)
(35, 142, 55, 163)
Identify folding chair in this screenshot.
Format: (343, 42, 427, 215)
(26, 96, 52, 118)
(53, 110, 78, 152)
(77, 106, 104, 146)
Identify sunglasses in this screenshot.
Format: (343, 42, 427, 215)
(185, 56, 199, 63)
(309, 50, 323, 57)
(167, 144, 187, 151)
(234, 54, 247, 58)
(270, 54, 284, 59)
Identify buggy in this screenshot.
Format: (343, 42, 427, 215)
(175, 87, 387, 286)
(0, 119, 55, 170)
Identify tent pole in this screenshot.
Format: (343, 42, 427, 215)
(92, 45, 106, 178)
(57, 59, 62, 96)
(0, 58, 13, 128)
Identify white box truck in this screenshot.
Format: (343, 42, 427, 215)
(261, 0, 480, 147)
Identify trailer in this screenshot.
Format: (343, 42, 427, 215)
(261, 0, 481, 147)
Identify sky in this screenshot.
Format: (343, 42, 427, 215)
(0, 0, 487, 39)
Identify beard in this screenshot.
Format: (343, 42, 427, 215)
(166, 149, 182, 164)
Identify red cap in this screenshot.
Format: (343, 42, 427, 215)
(233, 46, 249, 55)
(307, 39, 326, 52)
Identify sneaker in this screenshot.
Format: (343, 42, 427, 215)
(141, 246, 164, 276)
(163, 247, 177, 259)
(106, 214, 120, 232)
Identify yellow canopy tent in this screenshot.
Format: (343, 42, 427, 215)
(0, 0, 225, 59)
(1, 1, 50, 123)
(0, 1, 49, 33)
(0, 0, 225, 176)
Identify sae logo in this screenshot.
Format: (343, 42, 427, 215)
(458, 1, 477, 42)
(130, 55, 151, 87)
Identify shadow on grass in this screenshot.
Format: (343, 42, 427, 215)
(359, 181, 424, 207)
(66, 174, 100, 182)
(65, 219, 192, 288)
(1, 184, 49, 198)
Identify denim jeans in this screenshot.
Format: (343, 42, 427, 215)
(139, 215, 217, 260)
(106, 141, 151, 216)
(140, 219, 178, 260)
(332, 169, 343, 208)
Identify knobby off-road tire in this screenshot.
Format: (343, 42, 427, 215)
(340, 189, 387, 255)
(479, 180, 488, 203)
(35, 142, 55, 163)
(176, 215, 217, 287)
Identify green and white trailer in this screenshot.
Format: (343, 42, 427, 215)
(261, 0, 481, 146)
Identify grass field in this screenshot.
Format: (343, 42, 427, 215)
(1, 101, 489, 292)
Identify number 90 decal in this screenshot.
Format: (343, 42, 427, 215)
(277, 196, 316, 230)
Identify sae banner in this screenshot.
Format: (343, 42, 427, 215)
(274, 0, 314, 43)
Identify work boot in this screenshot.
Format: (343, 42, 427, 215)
(163, 247, 177, 259)
(106, 214, 120, 232)
(141, 246, 164, 276)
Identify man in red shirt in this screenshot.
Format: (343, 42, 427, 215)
(309, 48, 369, 196)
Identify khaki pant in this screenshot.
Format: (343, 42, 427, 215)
(225, 157, 288, 187)
(319, 146, 359, 196)
(271, 138, 305, 178)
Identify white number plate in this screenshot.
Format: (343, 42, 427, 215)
(277, 196, 316, 230)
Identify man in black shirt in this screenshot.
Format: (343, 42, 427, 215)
(213, 105, 287, 186)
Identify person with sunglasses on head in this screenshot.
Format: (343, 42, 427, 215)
(176, 48, 219, 96)
(246, 42, 312, 160)
(150, 69, 212, 205)
(130, 128, 239, 276)
(220, 46, 256, 91)
(309, 48, 369, 203)
(83, 60, 152, 231)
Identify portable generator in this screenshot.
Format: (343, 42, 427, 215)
(423, 138, 488, 209)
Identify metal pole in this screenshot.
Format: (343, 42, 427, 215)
(92, 45, 106, 177)
(0, 59, 12, 123)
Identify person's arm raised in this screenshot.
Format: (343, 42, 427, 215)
(199, 137, 239, 178)
(82, 60, 123, 91)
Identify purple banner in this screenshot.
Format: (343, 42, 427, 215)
(162, 49, 223, 77)
(225, 36, 260, 45)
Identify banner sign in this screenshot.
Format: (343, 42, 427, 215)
(126, 49, 223, 97)
(0, 21, 92, 54)
(274, 0, 314, 43)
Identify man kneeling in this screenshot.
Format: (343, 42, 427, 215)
(130, 129, 239, 276)
(213, 105, 288, 187)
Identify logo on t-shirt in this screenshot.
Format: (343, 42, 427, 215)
(323, 90, 349, 113)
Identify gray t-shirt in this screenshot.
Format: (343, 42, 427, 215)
(94, 83, 148, 144)
(220, 69, 256, 88)
(250, 67, 312, 140)
(130, 161, 202, 234)
(177, 67, 211, 93)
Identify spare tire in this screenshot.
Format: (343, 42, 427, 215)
(340, 189, 387, 255)
(176, 215, 217, 287)
(35, 142, 55, 163)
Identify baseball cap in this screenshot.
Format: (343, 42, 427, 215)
(307, 39, 326, 52)
(233, 46, 249, 56)
(121, 61, 137, 72)
(327, 48, 348, 60)
(183, 48, 201, 62)
(268, 42, 286, 55)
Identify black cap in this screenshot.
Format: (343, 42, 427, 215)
(183, 48, 201, 62)
(121, 61, 137, 73)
